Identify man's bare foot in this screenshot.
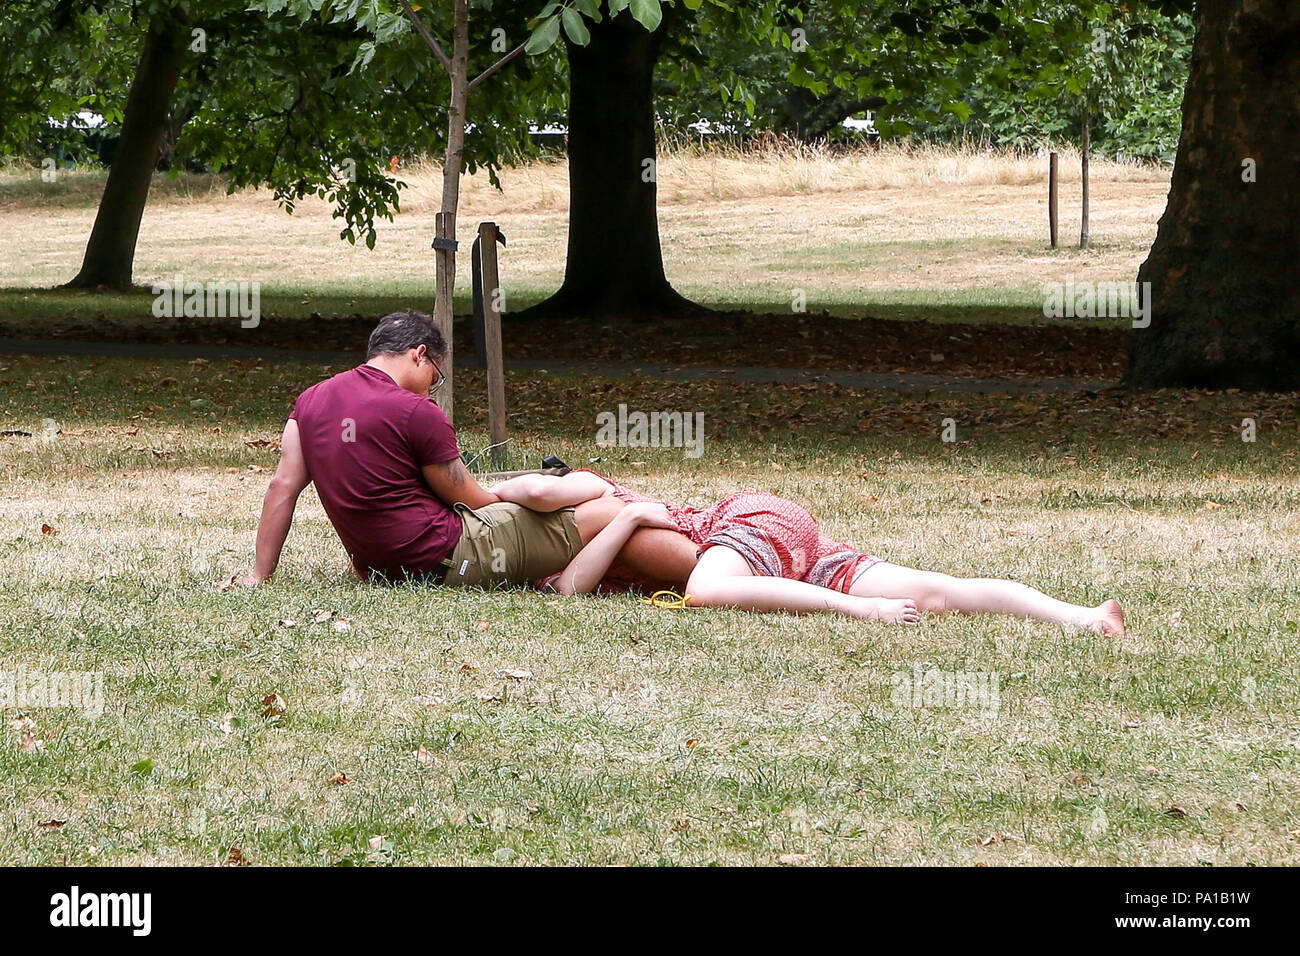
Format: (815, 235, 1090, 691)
(858, 597, 921, 624)
(1088, 599, 1126, 637)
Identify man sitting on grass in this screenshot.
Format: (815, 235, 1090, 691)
(234, 310, 694, 589)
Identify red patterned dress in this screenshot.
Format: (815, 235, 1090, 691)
(538, 471, 880, 595)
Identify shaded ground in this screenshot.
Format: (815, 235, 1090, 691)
(0, 309, 1129, 384)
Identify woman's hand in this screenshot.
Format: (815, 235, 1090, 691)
(624, 502, 676, 530)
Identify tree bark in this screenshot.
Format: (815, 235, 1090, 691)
(432, 0, 470, 426)
(66, 9, 189, 290)
(1126, 0, 1300, 389)
(516, 8, 703, 320)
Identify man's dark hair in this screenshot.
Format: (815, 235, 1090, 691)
(366, 310, 446, 360)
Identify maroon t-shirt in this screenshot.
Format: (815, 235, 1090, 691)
(290, 364, 461, 581)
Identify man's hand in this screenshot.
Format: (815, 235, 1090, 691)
(215, 572, 265, 592)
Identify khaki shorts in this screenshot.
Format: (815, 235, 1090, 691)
(440, 501, 583, 588)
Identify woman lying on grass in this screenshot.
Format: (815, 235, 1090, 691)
(491, 470, 1126, 635)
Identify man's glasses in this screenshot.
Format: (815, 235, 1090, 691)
(425, 355, 445, 392)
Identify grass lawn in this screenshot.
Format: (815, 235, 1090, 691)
(2, 354, 1298, 865)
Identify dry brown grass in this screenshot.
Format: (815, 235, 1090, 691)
(2, 141, 1171, 308)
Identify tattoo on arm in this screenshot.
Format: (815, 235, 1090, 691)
(442, 460, 466, 487)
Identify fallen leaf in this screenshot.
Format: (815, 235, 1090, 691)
(473, 620, 491, 632)
(1143, 765, 1160, 776)
(9, 716, 34, 732)
(685, 738, 698, 749)
(672, 818, 691, 832)
(330, 772, 351, 786)
(224, 847, 249, 866)
(20, 732, 45, 753)
(276, 619, 298, 628)
(260, 693, 287, 718)
(1163, 805, 1187, 818)
(777, 853, 812, 865)
(501, 668, 533, 680)
(41, 523, 56, 536)
(57, 428, 88, 436)
(332, 618, 352, 632)
(37, 818, 66, 829)
(219, 713, 236, 735)
(475, 690, 503, 702)
(1203, 500, 1221, 509)
(311, 609, 336, 624)
(458, 663, 479, 674)
(414, 745, 432, 764)
(368, 835, 385, 851)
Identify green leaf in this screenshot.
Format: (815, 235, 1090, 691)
(349, 41, 376, 74)
(524, 15, 561, 54)
(628, 0, 662, 31)
(130, 759, 154, 775)
(561, 7, 591, 45)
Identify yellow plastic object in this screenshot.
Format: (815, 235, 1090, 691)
(642, 590, 693, 610)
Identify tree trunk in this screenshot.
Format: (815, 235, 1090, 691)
(432, 0, 469, 426)
(66, 9, 189, 290)
(516, 8, 703, 320)
(1126, 0, 1300, 389)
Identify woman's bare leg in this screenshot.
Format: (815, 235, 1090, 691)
(491, 471, 615, 511)
(686, 547, 919, 623)
(849, 562, 1125, 635)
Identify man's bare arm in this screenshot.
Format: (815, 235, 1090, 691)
(237, 419, 311, 585)
(422, 456, 500, 510)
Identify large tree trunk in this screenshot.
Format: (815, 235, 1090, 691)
(66, 9, 189, 290)
(516, 8, 702, 319)
(1126, 0, 1300, 389)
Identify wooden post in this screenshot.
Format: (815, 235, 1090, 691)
(1079, 106, 1091, 249)
(1049, 151, 1059, 249)
(433, 210, 456, 425)
(478, 220, 507, 469)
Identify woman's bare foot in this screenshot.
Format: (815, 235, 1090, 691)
(1087, 599, 1126, 637)
(857, 597, 921, 624)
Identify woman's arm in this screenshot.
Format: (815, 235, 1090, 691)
(491, 471, 615, 512)
(544, 502, 676, 595)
